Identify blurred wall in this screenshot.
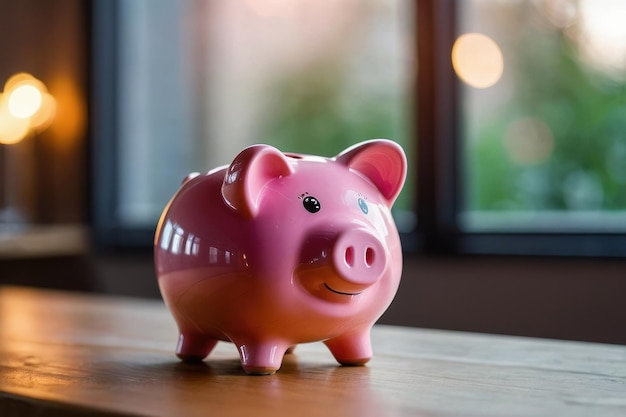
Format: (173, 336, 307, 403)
(381, 255, 626, 345)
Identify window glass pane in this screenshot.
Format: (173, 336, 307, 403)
(116, 0, 414, 230)
(458, 0, 626, 231)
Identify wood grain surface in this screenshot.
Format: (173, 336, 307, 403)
(1, 286, 625, 417)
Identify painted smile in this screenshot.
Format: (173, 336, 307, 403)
(324, 283, 361, 297)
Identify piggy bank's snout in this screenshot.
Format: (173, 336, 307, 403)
(296, 227, 389, 300)
(332, 229, 386, 287)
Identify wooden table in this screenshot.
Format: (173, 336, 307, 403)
(1, 286, 625, 417)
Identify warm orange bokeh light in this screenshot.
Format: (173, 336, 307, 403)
(0, 94, 31, 145)
(452, 33, 504, 89)
(3, 73, 37, 93)
(48, 76, 84, 150)
(8, 84, 43, 119)
(30, 92, 57, 131)
(0, 73, 56, 145)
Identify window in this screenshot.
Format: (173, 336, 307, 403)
(460, 0, 626, 232)
(416, 0, 626, 256)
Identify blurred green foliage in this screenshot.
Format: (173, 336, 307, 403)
(467, 20, 626, 212)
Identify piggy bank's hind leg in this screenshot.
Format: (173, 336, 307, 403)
(324, 329, 372, 366)
(176, 332, 218, 362)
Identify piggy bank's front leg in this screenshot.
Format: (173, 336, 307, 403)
(234, 340, 290, 375)
(176, 332, 218, 362)
(324, 329, 373, 366)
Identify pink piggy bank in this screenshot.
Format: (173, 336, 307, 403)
(154, 139, 407, 374)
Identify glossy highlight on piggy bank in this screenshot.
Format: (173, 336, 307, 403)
(154, 140, 407, 374)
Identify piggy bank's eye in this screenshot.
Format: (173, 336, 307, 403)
(358, 197, 368, 214)
(303, 196, 321, 213)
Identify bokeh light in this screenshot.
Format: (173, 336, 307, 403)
(504, 117, 554, 165)
(8, 84, 43, 119)
(30, 92, 57, 131)
(563, 169, 604, 210)
(48, 76, 83, 149)
(3, 73, 38, 93)
(0, 73, 56, 145)
(452, 33, 504, 89)
(578, 0, 626, 74)
(0, 94, 31, 145)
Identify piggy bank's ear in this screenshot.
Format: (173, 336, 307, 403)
(222, 145, 293, 218)
(336, 140, 407, 206)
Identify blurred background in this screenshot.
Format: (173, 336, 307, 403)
(1, 0, 625, 344)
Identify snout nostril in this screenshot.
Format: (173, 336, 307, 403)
(365, 247, 375, 267)
(345, 246, 355, 267)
